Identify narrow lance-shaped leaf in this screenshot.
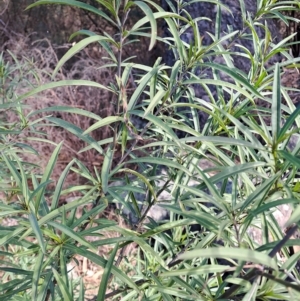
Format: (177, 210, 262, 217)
(101, 146, 113, 194)
(271, 63, 281, 144)
(129, 110, 179, 143)
(144, 89, 166, 117)
(238, 173, 280, 212)
(161, 264, 231, 277)
(52, 268, 72, 301)
(169, 60, 181, 88)
(32, 250, 44, 300)
(13, 154, 30, 206)
(47, 221, 96, 251)
(78, 279, 85, 301)
(60, 248, 69, 289)
(200, 62, 262, 98)
(35, 141, 63, 212)
(39, 187, 97, 226)
(28, 105, 104, 122)
(26, 0, 117, 27)
(179, 247, 278, 270)
(47, 117, 104, 154)
(279, 150, 300, 169)
(37, 271, 53, 301)
(119, 168, 158, 204)
(16, 80, 114, 103)
(121, 123, 128, 156)
(121, 63, 134, 87)
(97, 243, 119, 301)
(134, 1, 157, 50)
(127, 61, 161, 111)
(83, 116, 124, 135)
(29, 213, 46, 254)
(52, 35, 112, 77)
(277, 104, 300, 143)
(184, 78, 254, 101)
(2, 154, 22, 188)
(0, 227, 27, 246)
(126, 157, 192, 176)
(63, 243, 140, 293)
(51, 160, 75, 211)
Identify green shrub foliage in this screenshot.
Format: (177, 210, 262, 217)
(1, 0, 300, 300)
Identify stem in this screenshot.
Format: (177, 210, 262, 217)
(111, 11, 127, 171)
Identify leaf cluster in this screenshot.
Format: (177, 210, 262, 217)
(2, 0, 300, 300)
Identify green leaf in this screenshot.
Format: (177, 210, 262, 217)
(154, 286, 197, 299)
(141, 219, 194, 238)
(47, 117, 104, 154)
(179, 247, 278, 270)
(29, 213, 46, 254)
(272, 63, 281, 143)
(194, 165, 225, 210)
(200, 63, 262, 98)
(0, 227, 26, 246)
(51, 160, 75, 211)
(278, 104, 300, 143)
(184, 78, 255, 101)
(37, 271, 53, 301)
(238, 173, 280, 212)
(245, 198, 299, 224)
(127, 62, 161, 110)
(287, 205, 300, 226)
(97, 243, 119, 301)
(129, 110, 179, 143)
(47, 221, 96, 251)
(0, 267, 33, 276)
(143, 89, 166, 117)
(35, 141, 63, 212)
(60, 248, 69, 290)
(17, 80, 113, 103)
(28, 105, 103, 122)
(134, 1, 157, 50)
(26, 0, 117, 27)
(119, 168, 158, 204)
(64, 243, 140, 293)
(279, 150, 300, 169)
(38, 188, 97, 227)
(14, 155, 30, 205)
(52, 267, 72, 301)
(126, 157, 192, 176)
(161, 264, 231, 277)
(52, 35, 112, 77)
(135, 237, 167, 267)
(70, 30, 118, 63)
(29, 180, 53, 213)
(2, 154, 22, 188)
(121, 63, 134, 87)
(169, 60, 181, 89)
(32, 250, 44, 300)
(83, 116, 124, 135)
(162, 205, 220, 231)
(71, 204, 107, 229)
(121, 123, 128, 156)
(78, 278, 85, 301)
(101, 146, 113, 194)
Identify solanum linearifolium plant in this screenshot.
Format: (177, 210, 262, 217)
(1, 0, 300, 300)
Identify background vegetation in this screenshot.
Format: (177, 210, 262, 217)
(2, 0, 300, 300)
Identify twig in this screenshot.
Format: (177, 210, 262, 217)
(219, 224, 299, 299)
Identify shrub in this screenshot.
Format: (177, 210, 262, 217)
(2, 0, 300, 300)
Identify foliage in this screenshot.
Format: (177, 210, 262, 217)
(1, 0, 300, 300)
